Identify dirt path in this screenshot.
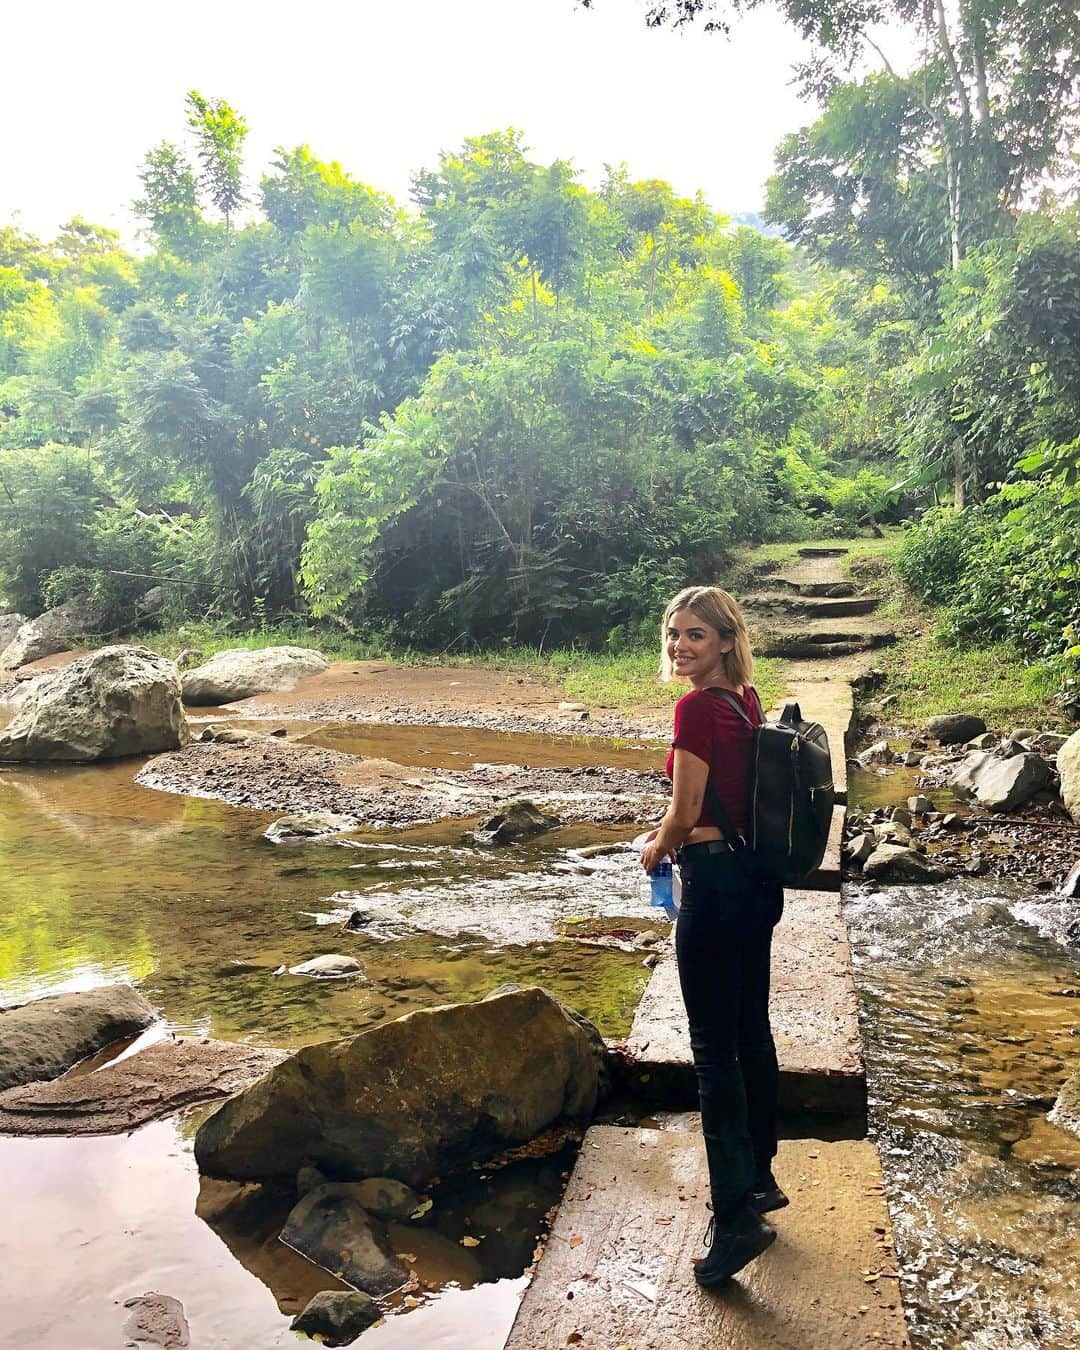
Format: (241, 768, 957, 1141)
(206, 659, 668, 739)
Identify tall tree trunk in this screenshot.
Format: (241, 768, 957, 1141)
(952, 437, 966, 507)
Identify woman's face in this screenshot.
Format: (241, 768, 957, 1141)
(665, 607, 733, 683)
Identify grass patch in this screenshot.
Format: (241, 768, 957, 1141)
(481, 647, 786, 715)
(875, 632, 1068, 731)
(143, 621, 405, 664)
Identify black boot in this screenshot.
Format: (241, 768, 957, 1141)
(693, 1203, 776, 1288)
(747, 1169, 789, 1215)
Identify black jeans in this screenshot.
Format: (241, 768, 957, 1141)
(675, 845, 784, 1219)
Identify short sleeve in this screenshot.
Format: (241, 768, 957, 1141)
(671, 692, 714, 765)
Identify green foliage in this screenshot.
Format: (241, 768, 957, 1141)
(898, 487, 1080, 708)
(0, 96, 993, 654)
(302, 337, 803, 643)
(895, 214, 1080, 501)
(826, 469, 892, 528)
(895, 506, 973, 605)
(0, 445, 102, 611)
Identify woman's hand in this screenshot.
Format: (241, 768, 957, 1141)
(641, 835, 674, 873)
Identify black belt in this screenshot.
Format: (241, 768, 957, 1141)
(678, 838, 738, 861)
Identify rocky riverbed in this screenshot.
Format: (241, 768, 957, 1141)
(846, 715, 1080, 893)
(135, 734, 669, 829)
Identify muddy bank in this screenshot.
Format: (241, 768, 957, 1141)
(136, 737, 669, 829)
(0, 1037, 286, 1136)
(206, 659, 669, 740)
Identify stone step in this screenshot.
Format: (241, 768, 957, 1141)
(797, 546, 850, 557)
(774, 638, 892, 661)
(757, 621, 897, 660)
(744, 593, 881, 620)
(504, 1125, 909, 1350)
(625, 887, 865, 1120)
(764, 577, 857, 598)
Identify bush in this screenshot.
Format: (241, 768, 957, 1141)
(827, 470, 892, 529)
(0, 444, 101, 612)
(897, 490, 1080, 708)
(895, 506, 976, 605)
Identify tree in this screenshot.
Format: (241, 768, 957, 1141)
(134, 142, 204, 257)
(185, 91, 248, 233)
(608, 0, 1079, 275)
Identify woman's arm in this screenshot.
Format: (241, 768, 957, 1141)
(641, 748, 709, 872)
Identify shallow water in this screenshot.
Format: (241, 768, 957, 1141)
(0, 726, 664, 1348)
(847, 767, 1080, 1349)
(0, 1120, 534, 1350)
(0, 754, 657, 1044)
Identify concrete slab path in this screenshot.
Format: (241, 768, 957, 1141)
(770, 674, 854, 801)
(625, 888, 865, 1118)
(505, 1124, 909, 1350)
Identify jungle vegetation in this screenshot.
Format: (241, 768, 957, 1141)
(0, 1, 1077, 697)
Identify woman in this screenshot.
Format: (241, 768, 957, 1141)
(640, 585, 786, 1287)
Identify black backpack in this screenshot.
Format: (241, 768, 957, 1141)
(702, 690, 834, 886)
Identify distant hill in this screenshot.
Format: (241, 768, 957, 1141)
(728, 211, 785, 238)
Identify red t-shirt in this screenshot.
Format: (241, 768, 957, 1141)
(664, 685, 761, 836)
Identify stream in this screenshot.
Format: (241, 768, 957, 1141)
(847, 766, 1080, 1349)
(1, 727, 1079, 1347)
(0, 722, 662, 1349)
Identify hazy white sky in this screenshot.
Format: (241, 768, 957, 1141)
(2, 0, 828, 241)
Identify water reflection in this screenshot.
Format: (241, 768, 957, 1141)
(0, 726, 661, 1347)
(0, 1122, 535, 1350)
(0, 754, 655, 1044)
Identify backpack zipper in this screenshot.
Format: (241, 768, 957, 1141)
(788, 736, 797, 854)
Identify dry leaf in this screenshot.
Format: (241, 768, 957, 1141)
(409, 1198, 433, 1220)
(569, 1235, 584, 1248)
(461, 1236, 481, 1247)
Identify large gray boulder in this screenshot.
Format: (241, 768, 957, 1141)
(949, 749, 1053, 812)
(864, 843, 949, 883)
(194, 986, 603, 1185)
(181, 646, 329, 705)
(927, 713, 987, 744)
(0, 597, 105, 669)
(0, 984, 156, 1090)
(0, 612, 28, 661)
(280, 1185, 409, 1295)
(1059, 730, 1080, 826)
(0, 645, 188, 761)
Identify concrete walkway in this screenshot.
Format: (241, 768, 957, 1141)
(504, 550, 911, 1346)
(505, 1126, 909, 1350)
(625, 885, 865, 1120)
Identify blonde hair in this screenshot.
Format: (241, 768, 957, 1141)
(660, 585, 754, 686)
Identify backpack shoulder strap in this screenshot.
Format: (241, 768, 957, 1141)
(704, 687, 757, 727)
(703, 781, 745, 850)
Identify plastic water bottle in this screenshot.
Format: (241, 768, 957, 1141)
(650, 859, 678, 920)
